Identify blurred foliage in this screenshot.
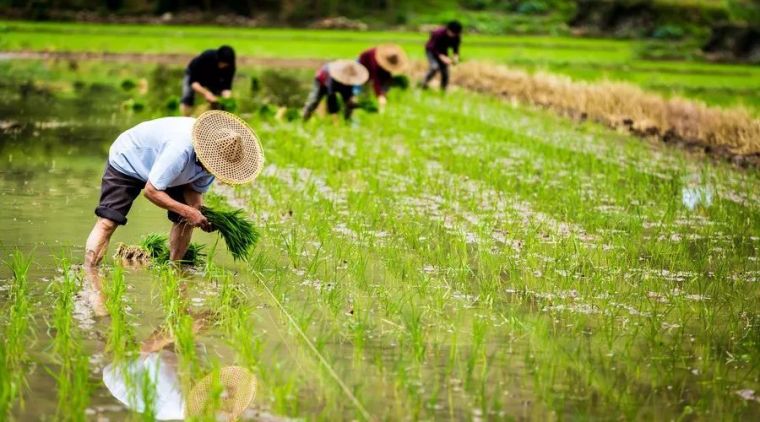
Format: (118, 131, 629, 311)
(0, 0, 755, 40)
(120, 78, 136, 91)
(727, 0, 760, 25)
(391, 75, 410, 90)
(256, 70, 307, 108)
(652, 24, 685, 40)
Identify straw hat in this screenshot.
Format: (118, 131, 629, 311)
(186, 366, 257, 420)
(192, 111, 264, 185)
(375, 44, 408, 74)
(327, 60, 369, 86)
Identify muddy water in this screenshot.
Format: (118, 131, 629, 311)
(0, 68, 247, 420)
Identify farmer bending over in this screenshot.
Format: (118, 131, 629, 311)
(302, 60, 369, 122)
(357, 44, 408, 112)
(181, 46, 236, 116)
(84, 111, 264, 271)
(421, 21, 462, 92)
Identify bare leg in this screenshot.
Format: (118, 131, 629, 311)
(169, 222, 193, 261)
(302, 81, 325, 121)
(84, 217, 117, 316)
(85, 217, 118, 268)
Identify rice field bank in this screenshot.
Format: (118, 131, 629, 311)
(1, 31, 759, 420)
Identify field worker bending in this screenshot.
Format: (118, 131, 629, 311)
(84, 111, 264, 271)
(181, 46, 236, 116)
(302, 60, 369, 122)
(357, 44, 409, 112)
(420, 20, 463, 92)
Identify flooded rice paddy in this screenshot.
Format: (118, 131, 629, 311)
(1, 58, 759, 420)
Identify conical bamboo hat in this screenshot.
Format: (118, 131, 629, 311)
(375, 44, 408, 74)
(192, 111, 265, 185)
(327, 60, 370, 86)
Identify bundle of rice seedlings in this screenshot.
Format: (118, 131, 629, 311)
(356, 97, 379, 113)
(113, 243, 151, 265)
(140, 233, 170, 263)
(116, 233, 206, 266)
(201, 206, 259, 261)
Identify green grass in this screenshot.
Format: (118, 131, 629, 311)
(1, 21, 759, 110)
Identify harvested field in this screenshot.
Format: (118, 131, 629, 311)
(445, 61, 760, 163)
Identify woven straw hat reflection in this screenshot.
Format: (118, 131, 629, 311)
(192, 111, 264, 185)
(375, 44, 408, 75)
(186, 366, 257, 421)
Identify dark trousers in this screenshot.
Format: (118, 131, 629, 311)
(423, 49, 449, 90)
(302, 80, 355, 121)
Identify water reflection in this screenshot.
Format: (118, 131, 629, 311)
(101, 312, 257, 420)
(103, 347, 184, 420)
(681, 185, 714, 210)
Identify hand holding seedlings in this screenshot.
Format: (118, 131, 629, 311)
(201, 206, 260, 261)
(183, 207, 211, 232)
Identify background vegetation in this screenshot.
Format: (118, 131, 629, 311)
(1, 0, 758, 34)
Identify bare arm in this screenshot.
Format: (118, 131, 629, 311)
(143, 181, 209, 230)
(140, 310, 213, 353)
(190, 82, 217, 102)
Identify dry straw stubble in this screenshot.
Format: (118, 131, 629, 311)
(424, 61, 760, 160)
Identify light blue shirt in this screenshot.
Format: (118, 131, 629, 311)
(109, 117, 215, 192)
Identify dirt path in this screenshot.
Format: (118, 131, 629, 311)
(0, 50, 324, 68)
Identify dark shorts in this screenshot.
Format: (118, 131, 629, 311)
(95, 164, 187, 225)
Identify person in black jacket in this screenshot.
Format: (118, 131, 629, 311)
(181, 46, 236, 116)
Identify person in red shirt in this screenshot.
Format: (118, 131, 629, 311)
(420, 21, 462, 91)
(302, 60, 369, 122)
(357, 44, 408, 112)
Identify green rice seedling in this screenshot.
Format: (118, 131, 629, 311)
(165, 95, 180, 111)
(356, 97, 379, 113)
(105, 264, 137, 362)
(157, 266, 202, 393)
(213, 97, 237, 113)
(181, 242, 206, 266)
(0, 251, 33, 417)
(201, 206, 260, 261)
(102, 264, 157, 420)
(283, 107, 301, 122)
(391, 75, 410, 90)
(137, 233, 205, 266)
(50, 258, 91, 420)
(139, 233, 170, 263)
(120, 78, 136, 91)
